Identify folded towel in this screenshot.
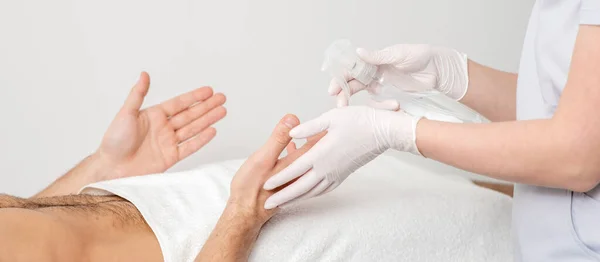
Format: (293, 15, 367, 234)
(80, 154, 513, 262)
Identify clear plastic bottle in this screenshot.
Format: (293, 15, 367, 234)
(322, 39, 487, 123)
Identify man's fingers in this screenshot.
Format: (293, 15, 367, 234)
(169, 93, 226, 130)
(275, 132, 325, 171)
(264, 170, 321, 209)
(266, 129, 329, 191)
(121, 72, 150, 114)
(286, 142, 297, 155)
(175, 106, 227, 142)
(263, 151, 314, 190)
(306, 131, 327, 144)
(178, 127, 217, 160)
(253, 114, 300, 164)
(159, 87, 214, 116)
(289, 115, 330, 139)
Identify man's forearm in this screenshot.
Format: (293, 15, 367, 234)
(34, 154, 110, 198)
(196, 205, 263, 262)
(460, 60, 517, 122)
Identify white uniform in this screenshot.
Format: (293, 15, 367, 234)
(514, 0, 600, 261)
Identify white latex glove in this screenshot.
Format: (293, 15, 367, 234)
(263, 106, 421, 209)
(330, 44, 469, 109)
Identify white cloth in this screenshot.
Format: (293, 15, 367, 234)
(80, 154, 513, 262)
(514, 0, 600, 261)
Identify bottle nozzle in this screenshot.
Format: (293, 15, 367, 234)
(322, 39, 378, 101)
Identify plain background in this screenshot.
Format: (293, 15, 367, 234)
(0, 0, 535, 197)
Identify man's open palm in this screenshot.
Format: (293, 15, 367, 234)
(97, 72, 227, 179)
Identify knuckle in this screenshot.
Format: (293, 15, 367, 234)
(183, 128, 194, 140)
(249, 151, 272, 166)
(192, 103, 208, 114)
(274, 127, 290, 145)
(251, 156, 272, 169)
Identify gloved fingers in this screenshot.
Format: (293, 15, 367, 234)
(335, 91, 350, 108)
(265, 132, 332, 190)
(410, 71, 438, 90)
(316, 180, 341, 197)
(264, 170, 322, 209)
(335, 80, 367, 108)
(366, 83, 382, 96)
(295, 179, 332, 202)
(394, 73, 435, 92)
(289, 115, 331, 139)
(357, 46, 400, 65)
(357, 45, 431, 71)
(263, 152, 315, 190)
(367, 98, 400, 111)
(277, 179, 332, 209)
(307, 131, 327, 143)
(328, 70, 354, 95)
(328, 78, 343, 96)
(330, 78, 366, 96)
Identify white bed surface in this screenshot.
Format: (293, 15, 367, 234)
(82, 154, 513, 262)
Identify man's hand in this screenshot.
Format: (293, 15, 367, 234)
(228, 116, 325, 224)
(196, 115, 324, 262)
(35, 72, 226, 197)
(95, 72, 227, 181)
(227, 115, 299, 223)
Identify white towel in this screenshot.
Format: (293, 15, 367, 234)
(80, 154, 513, 262)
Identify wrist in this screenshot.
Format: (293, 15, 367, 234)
(414, 118, 434, 158)
(410, 116, 424, 156)
(84, 153, 120, 183)
(33, 153, 115, 198)
(381, 110, 422, 156)
(222, 203, 267, 229)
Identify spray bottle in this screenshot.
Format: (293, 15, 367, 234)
(322, 39, 487, 123)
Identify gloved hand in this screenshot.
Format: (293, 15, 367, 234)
(263, 106, 421, 209)
(330, 44, 469, 109)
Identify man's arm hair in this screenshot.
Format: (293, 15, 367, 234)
(0, 194, 28, 208)
(195, 206, 263, 262)
(1, 193, 125, 209)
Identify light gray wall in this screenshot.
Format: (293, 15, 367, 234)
(0, 0, 535, 196)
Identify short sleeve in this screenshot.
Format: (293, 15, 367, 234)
(581, 0, 600, 25)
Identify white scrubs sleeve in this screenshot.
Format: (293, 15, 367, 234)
(581, 0, 600, 24)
